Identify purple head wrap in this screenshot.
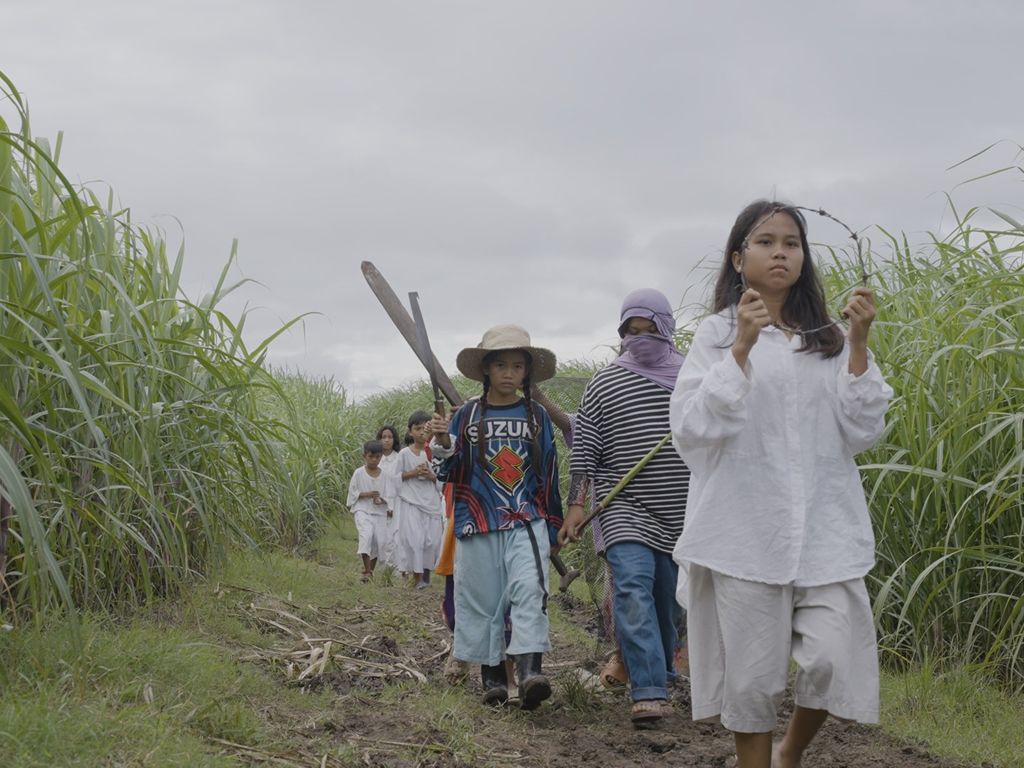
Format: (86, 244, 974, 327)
(611, 288, 685, 391)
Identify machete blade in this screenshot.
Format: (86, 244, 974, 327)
(360, 261, 463, 406)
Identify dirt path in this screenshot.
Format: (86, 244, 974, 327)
(218, 563, 979, 768)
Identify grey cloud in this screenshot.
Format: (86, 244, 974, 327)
(4, 0, 1022, 398)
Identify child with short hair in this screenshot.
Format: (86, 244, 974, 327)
(429, 324, 563, 710)
(394, 410, 444, 589)
(347, 439, 392, 582)
(670, 200, 893, 767)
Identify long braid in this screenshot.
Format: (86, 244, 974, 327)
(521, 374, 541, 478)
(478, 376, 490, 468)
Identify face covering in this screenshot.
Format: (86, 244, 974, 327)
(612, 288, 686, 391)
(621, 333, 672, 365)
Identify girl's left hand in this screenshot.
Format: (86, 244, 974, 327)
(842, 287, 876, 345)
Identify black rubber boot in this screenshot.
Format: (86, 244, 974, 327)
(516, 653, 551, 710)
(480, 663, 509, 706)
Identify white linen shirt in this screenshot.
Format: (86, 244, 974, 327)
(393, 446, 444, 513)
(347, 466, 391, 516)
(670, 311, 893, 591)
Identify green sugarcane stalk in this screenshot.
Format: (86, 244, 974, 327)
(577, 433, 673, 533)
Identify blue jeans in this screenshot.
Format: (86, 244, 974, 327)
(605, 541, 682, 701)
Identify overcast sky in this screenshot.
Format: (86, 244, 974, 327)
(4, 1, 1022, 399)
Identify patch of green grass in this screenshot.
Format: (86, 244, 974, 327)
(0, 617, 262, 766)
(0, 525, 363, 767)
(212, 548, 346, 609)
(393, 687, 536, 767)
(0, 692, 239, 767)
(881, 664, 1024, 768)
(406, 700, 487, 763)
(556, 667, 604, 713)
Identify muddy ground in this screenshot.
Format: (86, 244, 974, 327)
(214, 566, 981, 768)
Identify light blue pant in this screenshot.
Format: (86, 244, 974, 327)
(605, 541, 682, 701)
(454, 519, 551, 666)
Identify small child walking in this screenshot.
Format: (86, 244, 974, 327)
(376, 424, 402, 570)
(346, 439, 392, 582)
(394, 410, 444, 589)
(670, 200, 893, 767)
(430, 324, 563, 710)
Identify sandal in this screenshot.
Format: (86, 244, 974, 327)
(630, 698, 670, 728)
(600, 651, 629, 689)
(360, 572, 371, 583)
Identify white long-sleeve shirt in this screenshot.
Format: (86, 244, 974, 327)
(393, 446, 443, 514)
(670, 311, 893, 588)
(347, 466, 391, 516)
(379, 452, 400, 510)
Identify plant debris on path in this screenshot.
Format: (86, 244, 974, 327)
(207, 543, 984, 768)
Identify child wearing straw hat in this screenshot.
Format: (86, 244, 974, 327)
(429, 324, 563, 710)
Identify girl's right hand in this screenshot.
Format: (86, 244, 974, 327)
(733, 289, 771, 358)
(429, 413, 449, 437)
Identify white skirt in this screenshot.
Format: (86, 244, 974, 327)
(686, 565, 880, 733)
(396, 497, 443, 574)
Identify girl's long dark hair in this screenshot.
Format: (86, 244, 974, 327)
(376, 424, 399, 453)
(714, 199, 844, 358)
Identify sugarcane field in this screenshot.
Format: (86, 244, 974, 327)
(2, 6, 1024, 766)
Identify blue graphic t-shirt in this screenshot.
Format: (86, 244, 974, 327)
(435, 398, 562, 544)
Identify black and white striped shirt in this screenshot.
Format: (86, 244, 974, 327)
(571, 365, 689, 554)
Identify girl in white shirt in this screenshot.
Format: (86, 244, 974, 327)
(394, 411, 444, 589)
(670, 200, 892, 768)
(376, 425, 402, 570)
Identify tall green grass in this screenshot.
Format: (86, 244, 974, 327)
(818, 206, 1023, 687)
(4, 64, 1022, 695)
(0, 71, 350, 623)
(259, 372, 357, 546)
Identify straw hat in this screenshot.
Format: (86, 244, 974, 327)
(455, 324, 556, 383)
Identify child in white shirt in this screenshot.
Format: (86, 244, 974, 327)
(670, 200, 893, 768)
(347, 439, 392, 582)
(394, 411, 444, 589)
(376, 425, 402, 570)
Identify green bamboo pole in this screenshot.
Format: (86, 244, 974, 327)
(578, 433, 672, 532)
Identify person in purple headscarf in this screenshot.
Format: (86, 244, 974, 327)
(612, 288, 687, 388)
(559, 288, 691, 728)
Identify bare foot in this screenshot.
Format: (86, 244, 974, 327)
(773, 742, 796, 768)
